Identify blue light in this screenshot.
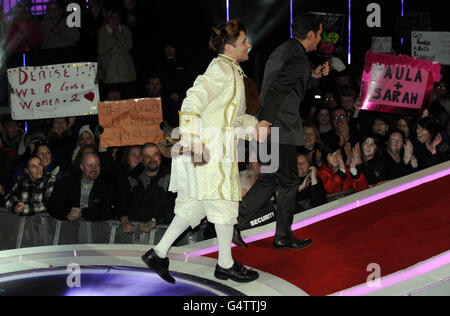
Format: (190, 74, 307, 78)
(226, 0, 230, 22)
(348, 0, 351, 64)
(401, 0, 404, 45)
(290, 0, 293, 38)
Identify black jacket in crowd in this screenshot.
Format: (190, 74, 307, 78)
(127, 163, 175, 224)
(356, 152, 388, 185)
(47, 171, 128, 222)
(414, 140, 450, 170)
(295, 175, 327, 211)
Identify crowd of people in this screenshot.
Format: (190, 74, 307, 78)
(0, 1, 450, 242)
(0, 0, 187, 126)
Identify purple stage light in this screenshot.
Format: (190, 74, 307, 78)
(226, 0, 230, 22)
(348, 0, 351, 64)
(0, 266, 243, 296)
(401, 0, 404, 45)
(290, 0, 293, 38)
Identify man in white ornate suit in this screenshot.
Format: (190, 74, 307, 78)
(142, 19, 262, 283)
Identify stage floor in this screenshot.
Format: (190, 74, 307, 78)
(0, 162, 449, 296)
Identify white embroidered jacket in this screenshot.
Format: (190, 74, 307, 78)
(169, 54, 259, 201)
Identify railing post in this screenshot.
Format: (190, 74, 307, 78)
(16, 217, 26, 249)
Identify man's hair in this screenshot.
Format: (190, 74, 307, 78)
(296, 152, 310, 162)
(331, 106, 346, 115)
(80, 152, 99, 165)
(322, 142, 341, 162)
(142, 143, 160, 154)
(418, 116, 442, 141)
(209, 19, 247, 54)
(387, 128, 406, 144)
(121, 145, 142, 166)
(31, 140, 51, 156)
(25, 155, 41, 170)
(339, 86, 356, 99)
(292, 13, 324, 40)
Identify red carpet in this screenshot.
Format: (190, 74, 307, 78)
(206, 175, 450, 296)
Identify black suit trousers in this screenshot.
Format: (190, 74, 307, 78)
(238, 143, 298, 241)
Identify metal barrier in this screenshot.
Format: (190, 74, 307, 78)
(0, 208, 206, 251)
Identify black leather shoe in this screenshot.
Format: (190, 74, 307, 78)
(232, 225, 248, 249)
(214, 262, 259, 283)
(273, 237, 313, 250)
(141, 249, 176, 284)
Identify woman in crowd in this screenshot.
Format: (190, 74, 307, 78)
(396, 117, 413, 140)
(4, 156, 56, 216)
(318, 142, 369, 195)
(33, 141, 64, 178)
(71, 125, 96, 163)
(98, 9, 137, 88)
(5, 4, 43, 53)
(356, 134, 388, 185)
(297, 123, 323, 167)
(13, 140, 62, 182)
(384, 129, 418, 180)
(414, 116, 450, 169)
(121, 146, 144, 177)
(314, 104, 335, 146)
(372, 115, 390, 144)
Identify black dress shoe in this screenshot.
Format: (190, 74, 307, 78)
(232, 225, 248, 249)
(141, 249, 176, 284)
(214, 262, 259, 283)
(273, 237, 313, 250)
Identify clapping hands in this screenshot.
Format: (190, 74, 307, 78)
(344, 142, 363, 169)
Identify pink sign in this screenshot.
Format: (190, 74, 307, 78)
(360, 52, 441, 116)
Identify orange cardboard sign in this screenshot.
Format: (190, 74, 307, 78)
(98, 98, 164, 147)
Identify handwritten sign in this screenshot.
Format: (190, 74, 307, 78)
(360, 52, 441, 116)
(412, 32, 450, 65)
(98, 98, 164, 147)
(8, 63, 99, 120)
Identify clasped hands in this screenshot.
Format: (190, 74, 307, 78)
(186, 120, 271, 167)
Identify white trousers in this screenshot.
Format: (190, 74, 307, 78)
(174, 198, 239, 228)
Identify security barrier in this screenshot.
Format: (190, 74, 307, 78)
(0, 208, 206, 251)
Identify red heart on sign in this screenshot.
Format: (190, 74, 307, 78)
(84, 92, 95, 102)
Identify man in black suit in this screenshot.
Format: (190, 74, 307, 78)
(234, 13, 330, 250)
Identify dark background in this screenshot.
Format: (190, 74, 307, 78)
(4, 0, 449, 93)
(130, 0, 447, 89)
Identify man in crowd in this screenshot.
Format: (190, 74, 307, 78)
(47, 152, 132, 231)
(127, 143, 175, 232)
(145, 74, 182, 128)
(39, 1, 80, 49)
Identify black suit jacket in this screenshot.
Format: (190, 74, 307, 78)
(258, 39, 318, 146)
